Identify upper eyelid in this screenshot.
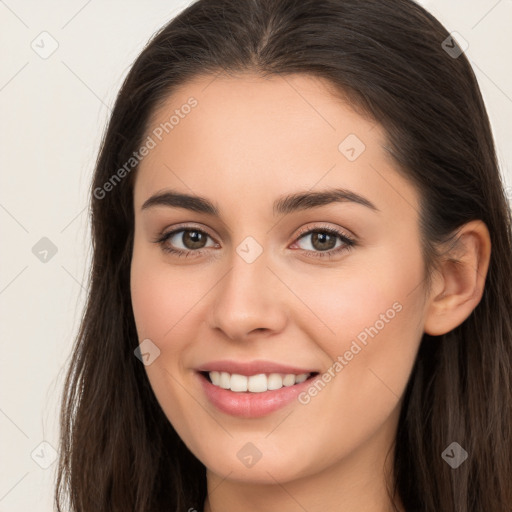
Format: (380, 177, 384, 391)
(163, 223, 218, 242)
(294, 223, 354, 239)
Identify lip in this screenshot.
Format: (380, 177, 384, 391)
(195, 368, 320, 419)
(195, 359, 319, 376)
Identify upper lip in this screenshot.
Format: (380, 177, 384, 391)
(195, 360, 319, 376)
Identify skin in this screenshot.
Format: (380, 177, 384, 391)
(129, 73, 491, 512)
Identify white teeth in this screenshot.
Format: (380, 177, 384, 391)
(295, 373, 308, 383)
(282, 374, 296, 387)
(219, 371, 231, 389)
(207, 371, 311, 392)
(267, 373, 283, 390)
(248, 373, 267, 393)
(210, 371, 220, 386)
(230, 373, 248, 392)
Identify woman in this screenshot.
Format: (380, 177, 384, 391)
(55, 0, 512, 511)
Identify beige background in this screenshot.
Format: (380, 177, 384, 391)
(0, 0, 511, 510)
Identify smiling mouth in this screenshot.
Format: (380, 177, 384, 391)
(199, 370, 320, 393)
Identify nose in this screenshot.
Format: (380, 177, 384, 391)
(208, 249, 288, 342)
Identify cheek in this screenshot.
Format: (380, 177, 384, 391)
(130, 268, 172, 340)
(130, 249, 202, 341)
(285, 266, 424, 469)
(289, 245, 425, 403)
(130, 252, 206, 433)
(290, 248, 423, 349)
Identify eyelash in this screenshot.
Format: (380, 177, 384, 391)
(152, 223, 356, 260)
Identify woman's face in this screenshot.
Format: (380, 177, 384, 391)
(130, 73, 429, 487)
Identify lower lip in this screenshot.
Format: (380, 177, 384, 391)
(196, 371, 319, 418)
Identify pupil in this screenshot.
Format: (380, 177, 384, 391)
(184, 230, 205, 249)
(312, 232, 336, 251)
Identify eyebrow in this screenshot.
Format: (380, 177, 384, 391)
(141, 187, 379, 216)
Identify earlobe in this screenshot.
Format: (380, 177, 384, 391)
(423, 220, 491, 336)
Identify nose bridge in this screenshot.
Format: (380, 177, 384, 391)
(209, 236, 287, 339)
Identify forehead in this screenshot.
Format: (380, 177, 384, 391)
(134, 72, 419, 221)
(146, 72, 378, 152)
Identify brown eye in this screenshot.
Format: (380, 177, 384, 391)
(296, 230, 342, 252)
(291, 225, 357, 260)
(309, 231, 338, 251)
(180, 230, 208, 249)
(157, 228, 217, 255)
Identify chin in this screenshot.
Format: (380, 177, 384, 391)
(198, 443, 317, 484)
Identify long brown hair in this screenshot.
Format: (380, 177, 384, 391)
(55, 0, 512, 510)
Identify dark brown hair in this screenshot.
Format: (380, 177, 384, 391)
(55, 0, 512, 510)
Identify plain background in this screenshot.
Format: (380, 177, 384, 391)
(0, 1, 511, 510)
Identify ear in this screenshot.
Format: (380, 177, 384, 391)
(423, 220, 491, 336)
